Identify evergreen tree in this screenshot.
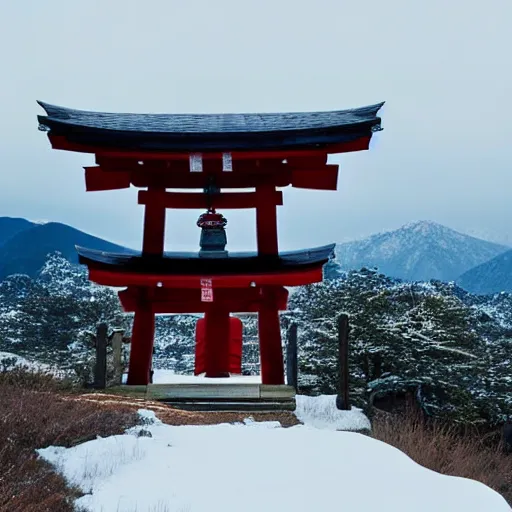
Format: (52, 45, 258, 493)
(289, 269, 512, 425)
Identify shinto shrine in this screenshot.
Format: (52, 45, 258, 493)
(37, 101, 384, 389)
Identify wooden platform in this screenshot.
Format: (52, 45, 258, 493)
(107, 383, 296, 412)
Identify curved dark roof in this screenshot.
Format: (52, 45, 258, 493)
(38, 101, 384, 152)
(76, 244, 335, 275)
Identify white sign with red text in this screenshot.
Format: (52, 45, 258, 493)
(200, 279, 213, 302)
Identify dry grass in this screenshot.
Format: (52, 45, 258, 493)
(0, 369, 298, 511)
(0, 368, 138, 512)
(372, 411, 512, 506)
(7, 368, 508, 509)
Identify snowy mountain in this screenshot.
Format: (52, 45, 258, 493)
(335, 221, 508, 282)
(0, 217, 36, 246)
(0, 218, 129, 280)
(457, 249, 512, 294)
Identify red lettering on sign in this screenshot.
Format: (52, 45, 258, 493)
(200, 278, 213, 302)
(201, 288, 214, 302)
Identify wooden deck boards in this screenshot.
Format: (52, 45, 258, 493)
(106, 383, 296, 411)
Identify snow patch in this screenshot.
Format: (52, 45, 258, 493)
(0, 351, 49, 371)
(37, 414, 510, 512)
(136, 369, 262, 385)
(295, 394, 371, 431)
(137, 409, 162, 425)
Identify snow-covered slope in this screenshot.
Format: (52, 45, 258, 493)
(335, 221, 508, 282)
(38, 409, 510, 512)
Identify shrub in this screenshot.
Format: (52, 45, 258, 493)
(0, 370, 138, 512)
(372, 411, 512, 505)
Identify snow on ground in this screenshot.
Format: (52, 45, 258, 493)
(38, 409, 510, 512)
(295, 394, 371, 431)
(0, 350, 67, 377)
(124, 369, 262, 384)
(0, 351, 49, 371)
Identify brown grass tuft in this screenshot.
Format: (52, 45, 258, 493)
(0, 369, 138, 512)
(372, 411, 512, 505)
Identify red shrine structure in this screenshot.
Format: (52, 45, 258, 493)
(37, 101, 384, 387)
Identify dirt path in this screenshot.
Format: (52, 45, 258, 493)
(67, 392, 301, 427)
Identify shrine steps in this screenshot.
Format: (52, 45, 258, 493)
(160, 400, 296, 412)
(107, 383, 296, 412)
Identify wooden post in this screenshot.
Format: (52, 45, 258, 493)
(336, 314, 351, 410)
(111, 330, 124, 386)
(503, 421, 512, 454)
(94, 323, 108, 389)
(286, 323, 298, 390)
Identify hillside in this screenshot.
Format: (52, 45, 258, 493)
(335, 221, 508, 282)
(458, 249, 512, 294)
(0, 217, 35, 246)
(0, 220, 129, 280)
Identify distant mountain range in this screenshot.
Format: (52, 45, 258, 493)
(0, 216, 510, 295)
(336, 221, 510, 291)
(0, 217, 35, 246)
(458, 250, 512, 295)
(0, 217, 127, 281)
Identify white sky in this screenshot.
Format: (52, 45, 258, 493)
(1, 0, 511, 251)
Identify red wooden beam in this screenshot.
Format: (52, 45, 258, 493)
(84, 166, 131, 191)
(286, 155, 328, 167)
(131, 173, 291, 190)
(48, 134, 371, 160)
(88, 267, 323, 288)
(121, 299, 266, 314)
(118, 286, 288, 313)
(96, 156, 286, 174)
(82, 164, 338, 192)
(91, 156, 339, 191)
(120, 286, 288, 303)
(291, 165, 339, 191)
(138, 189, 283, 210)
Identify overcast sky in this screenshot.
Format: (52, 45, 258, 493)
(1, 0, 511, 251)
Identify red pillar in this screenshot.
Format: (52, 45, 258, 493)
(127, 299, 155, 385)
(204, 306, 231, 378)
(142, 186, 166, 255)
(256, 184, 278, 256)
(258, 289, 284, 385)
(255, 186, 283, 384)
(194, 318, 206, 376)
(229, 316, 243, 374)
(126, 186, 165, 385)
